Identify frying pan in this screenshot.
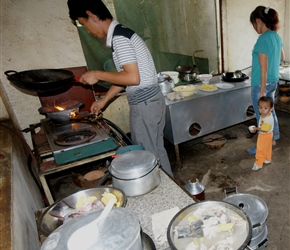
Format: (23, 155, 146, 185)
(221, 72, 249, 82)
(4, 69, 75, 93)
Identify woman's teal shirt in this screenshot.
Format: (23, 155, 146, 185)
(251, 30, 282, 86)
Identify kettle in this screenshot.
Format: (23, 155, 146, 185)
(184, 179, 205, 200)
(158, 73, 175, 95)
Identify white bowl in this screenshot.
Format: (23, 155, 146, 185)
(198, 74, 212, 83)
(279, 67, 290, 80)
(161, 71, 179, 84)
(172, 85, 196, 97)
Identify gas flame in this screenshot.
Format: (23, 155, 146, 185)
(54, 101, 65, 111)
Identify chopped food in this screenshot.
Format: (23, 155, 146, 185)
(198, 84, 217, 91)
(173, 205, 248, 249)
(49, 191, 121, 225)
(101, 192, 120, 207)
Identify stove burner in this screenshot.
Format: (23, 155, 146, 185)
(54, 130, 96, 146)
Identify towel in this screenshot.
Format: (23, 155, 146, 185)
(151, 207, 180, 245)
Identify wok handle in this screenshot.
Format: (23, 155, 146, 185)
(4, 70, 18, 76)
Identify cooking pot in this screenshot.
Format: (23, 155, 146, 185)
(99, 150, 161, 196)
(176, 65, 198, 82)
(158, 73, 175, 94)
(4, 69, 75, 93)
(40, 207, 143, 250)
(221, 72, 249, 82)
(167, 201, 252, 250)
(223, 187, 268, 239)
(38, 100, 84, 124)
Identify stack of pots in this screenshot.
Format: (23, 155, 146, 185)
(223, 187, 268, 250)
(278, 81, 290, 103)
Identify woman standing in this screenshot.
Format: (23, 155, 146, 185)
(249, 6, 285, 146)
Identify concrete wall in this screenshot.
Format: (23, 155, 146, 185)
(222, 0, 289, 71)
(0, 122, 44, 250)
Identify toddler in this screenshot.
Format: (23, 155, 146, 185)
(251, 96, 274, 171)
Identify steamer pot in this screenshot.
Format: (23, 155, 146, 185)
(40, 207, 142, 250)
(105, 150, 161, 196)
(223, 187, 268, 239)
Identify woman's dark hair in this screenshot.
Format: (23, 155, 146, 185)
(259, 96, 274, 108)
(67, 0, 113, 21)
(250, 6, 279, 31)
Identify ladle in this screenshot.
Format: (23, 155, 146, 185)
(67, 198, 115, 250)
(233, 66, 252, 78)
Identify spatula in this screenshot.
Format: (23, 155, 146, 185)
(67, 198, 115, 250)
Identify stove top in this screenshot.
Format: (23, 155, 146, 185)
(41, 119, 119, 165)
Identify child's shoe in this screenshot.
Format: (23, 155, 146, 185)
(264, 160, 271, 164)
(252, 164, 262, 171)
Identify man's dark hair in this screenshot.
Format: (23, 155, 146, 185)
(258, 96, 274, 108)
(67, 0, 113, 21)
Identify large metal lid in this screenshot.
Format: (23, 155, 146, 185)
(41, 208, 141, 250)
(110, 150, 157, 179)
(223, 193, 268, 226)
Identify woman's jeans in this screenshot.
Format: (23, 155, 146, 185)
(251, 82, 280, 141)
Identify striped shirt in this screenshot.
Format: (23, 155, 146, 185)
(106, 21, 159, 105)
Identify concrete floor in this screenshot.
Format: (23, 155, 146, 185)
(47, 109, 290, 249)
(167, 109, 290, 250)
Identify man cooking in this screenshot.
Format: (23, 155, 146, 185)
(67, 0, 173, 177)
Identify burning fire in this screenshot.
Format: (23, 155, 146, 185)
(54, 101, 65, 111)
(53, 101, 78, 119)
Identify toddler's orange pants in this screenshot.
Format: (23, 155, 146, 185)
(255, 132, 273, 167)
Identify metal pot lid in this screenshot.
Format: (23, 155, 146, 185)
(223, 194, 268, 226)
(110, 150, 157, 179)
(40, 208, 140, 250)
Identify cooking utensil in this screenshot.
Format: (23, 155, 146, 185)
(221, 72, 249, 82)
(158, 72, 175, 94)
(4, 69, 75, 93)
(99, 150, 161, 196)
(41, 207, 143, 250)
(67, 198, 115, 250)
(38, 187, 127, 236)
(176, 65, 198, 82)
(38, 100, 84, 124)
(224, 187, 268, 239)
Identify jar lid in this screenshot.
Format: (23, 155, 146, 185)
(41, 208, 141, 250)
(110, 150, 157, 179)
(223, 194, 268, 226)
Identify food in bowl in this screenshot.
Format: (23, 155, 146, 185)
(161, 71, 179, 84)
(198, 84, 217, 91)
(198, 74, 212, 83)
(167, 202, 251, 250)
(172, 85, 196, 97)
(38, 187, 126, 236)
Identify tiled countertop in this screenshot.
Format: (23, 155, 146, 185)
(126, 170, 195, 250)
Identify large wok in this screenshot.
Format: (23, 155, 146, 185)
(4, 69, 75, 93)
(221, 72, 249, 82)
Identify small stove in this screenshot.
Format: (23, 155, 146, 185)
(41, 119, 119, 165)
